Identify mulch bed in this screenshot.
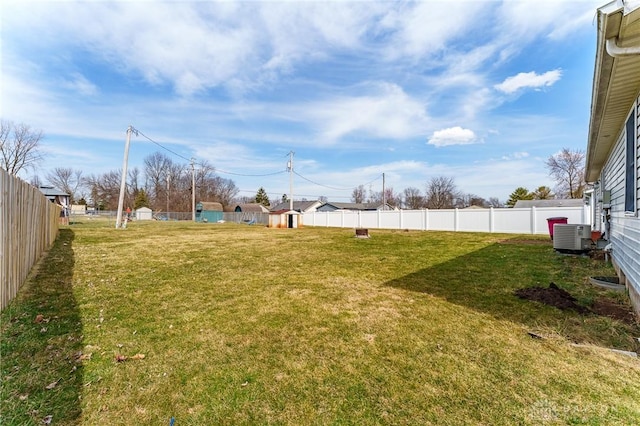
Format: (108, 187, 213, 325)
(515, 282, 638, 325)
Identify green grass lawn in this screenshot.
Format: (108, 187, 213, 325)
(2, 220, 639, 425)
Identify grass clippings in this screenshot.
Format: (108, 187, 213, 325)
(2, 220, 640, 425)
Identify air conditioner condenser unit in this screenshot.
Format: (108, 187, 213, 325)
(553, 224, 592, 252)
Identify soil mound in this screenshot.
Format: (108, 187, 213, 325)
(515, 282, 590, 314)
(515, 283, 638, 325)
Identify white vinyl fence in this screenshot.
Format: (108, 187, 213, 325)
(304, 206, 591, 235)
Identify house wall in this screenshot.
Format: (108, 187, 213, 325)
(600, 94, 640, 314)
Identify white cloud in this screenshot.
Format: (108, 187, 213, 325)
(428, 127, 478, 147)
(380, 1, 489, 60)
(62, 73, 98, 96)
(501, 152, 530, 160)
(497, 1, 601, 41)
(494, 69, 562, 94)
(304, 83, 429, 143)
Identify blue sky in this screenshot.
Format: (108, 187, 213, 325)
(2, 0, 602, 202)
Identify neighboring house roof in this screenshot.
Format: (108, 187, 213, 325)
(199, 202, 223, 211)
(270, 209, 301, 215)
(319, 202, 390, 211)
(513, 199, 584, 208)
(38, 186, 70, 205)
(39, 186, 69, 197)
(586, 1, 640, 181)
(270, 200, 321, 213)
(233, 203, 270, 213)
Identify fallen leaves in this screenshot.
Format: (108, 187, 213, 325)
(115, 353, 146, 363)
(75, 352, 92, 361)
(45, 379, 61, 390)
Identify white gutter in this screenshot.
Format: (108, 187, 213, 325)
(606, 37, 640, 56)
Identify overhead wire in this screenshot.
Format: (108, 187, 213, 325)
(293, 170, 383, 191)
(136, 129, 193, 163)
(132, 127, 385, 196)
(134, 128, 286, 177)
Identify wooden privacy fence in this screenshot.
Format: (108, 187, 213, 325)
(1, 169, 60, 310)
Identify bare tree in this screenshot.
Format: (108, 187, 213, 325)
(194, 160, 217, 202)
(546, 148, 585, 199)
(46, 167, 84, 203)
(29, 175, 44, 187)
(458, 193, 488, 208)
(0, 119, 43, 175)
(86, 170, 123, 210)
(143, 152, 173, 207)
(208, 176, 239, 208)
(487, 197, 503, 208)
(403, 187, 424, 209)
(368, 188, 401, 208)
(351, 185, 366, 203)
(425, 176, 461, 209)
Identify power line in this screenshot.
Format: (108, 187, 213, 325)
(293, 170, 383, 191)
(136, 128, 287, 177)
(235, 188, 354, 200)
(129, 127, 385, 194)
(136, 129, 193, 163)
(215, 168, 287, 177)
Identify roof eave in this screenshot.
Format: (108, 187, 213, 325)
(586, 2, 640, 182)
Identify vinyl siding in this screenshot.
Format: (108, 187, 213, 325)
(601, 95, 640, 314)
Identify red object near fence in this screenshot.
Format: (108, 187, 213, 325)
(546, 217, 568, 240)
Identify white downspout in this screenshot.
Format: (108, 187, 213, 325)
(606, 37, 640, 56)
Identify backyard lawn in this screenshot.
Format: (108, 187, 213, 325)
(2, 219, 639, 425)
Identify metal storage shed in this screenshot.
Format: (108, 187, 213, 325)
(196, 202, 224, 223)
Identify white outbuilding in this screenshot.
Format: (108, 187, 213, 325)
(136, 207, 153, 221)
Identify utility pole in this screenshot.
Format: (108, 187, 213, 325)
(191, 158, 196, 222)
(115, 126, 135, 229)
(382, 172, 386, 210)
(288, 151, 294, 211)
(166, 175, 170, 219)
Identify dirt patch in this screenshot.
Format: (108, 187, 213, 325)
(515, 283, 638, 326)
(591, 299, 638, 325)
(515, 283, 589, 314)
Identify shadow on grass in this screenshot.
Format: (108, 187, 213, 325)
(385, 239, 640, 350)
(0, 229, 83, 425)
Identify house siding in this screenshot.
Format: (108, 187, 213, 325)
(601, 95, 640, 314)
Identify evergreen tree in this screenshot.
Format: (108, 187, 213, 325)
(255, 187, 270, 207)
(506, 187, 534, 207)
(532, 186, 553, 200)
(134, 188, 150, 209)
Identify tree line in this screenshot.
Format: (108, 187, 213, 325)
(1, 118, 587, 210)
(47, 152, 239, 212)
